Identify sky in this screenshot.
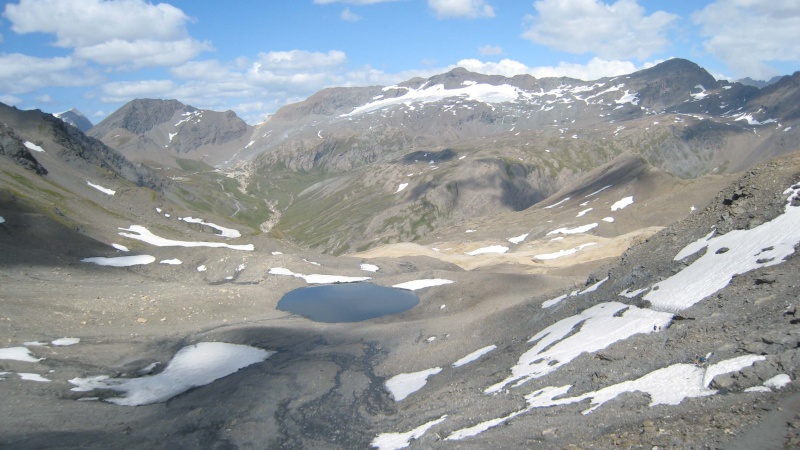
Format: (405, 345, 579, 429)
(0, 0, 798, 125)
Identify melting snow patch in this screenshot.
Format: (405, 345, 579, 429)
(196, 265, 207, 272)
(24, 141, 44, 152)
(544, 197, 570, 208)
(644, 184, 800, 311)
(615, 90, 640, 105)
(580, 276, 609, 294)
(466, 245, 508, 255)
(602, 217, 615, 222)
(160, 259, 182, 265)
(534, 243, 596, 260)
(119, 225, 253, 251)
(372, 415, 447, 450)
(0, 347, 43, 362)
(508, 233, 528, 244)
(70, 342, 274, 406)
(18, 373, 51, 382)
(396, 183, 408, 193)
(360, 263, 379, 272)
(542, 294, 569, 308)
(82, 255, 156, 267)
(546, 223, 598, 235)
(0, 215, 4, 224)
(392, 279, 453, 291)
(179, 217, 241, 238)
(453, 345, 497, 368)
(486, 302, 673, 393)
(611, 196, 634, 211)
(385, 368, 442, 401)
(764, 374, 791, 390)
(619, 287, 649, 298)
(268, 267, 371, 284)
(111, 244, 129, 252)
(576, 208, 593, 217)
(87, 181, 115, 195)
(51, 338, 80, 346)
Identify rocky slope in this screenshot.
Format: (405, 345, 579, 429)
(89, 99, 254, 168)
(54, 108, 93, 132)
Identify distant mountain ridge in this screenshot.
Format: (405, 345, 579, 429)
(89, 98, 254, 168)
(90, 58, 800, 254)
(54, 108, 93, 132)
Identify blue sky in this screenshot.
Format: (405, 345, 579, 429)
(1, 0, 798, 125)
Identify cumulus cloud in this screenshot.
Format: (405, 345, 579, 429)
(692, 0, 800, 79)
(522, 0, 677, 60)
(478, 45, 504, 56)
(428, 0, 495, 19)
(3, 0, 209, 67)
(100, 79, 176, 103)
(456, 57, 651, 80)
(0, 53, 102, 94)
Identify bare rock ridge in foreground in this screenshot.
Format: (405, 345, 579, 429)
(0, 58, 799, 448)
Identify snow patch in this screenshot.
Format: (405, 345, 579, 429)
(396, 183, 408, 193)
(611, 196, 634, 211)
(0, 347, 43, 363)
(534, 243, 596, 260)
(51, 338, 80, 346)
(24, 141, 44, 152)
(81, 255, 156, 267)
(268, 267, 371, 284)
(466, 245, 508, 256)
(372, 415, 447, 450)
(453, 345, 497, 368)
(118, 226, 253, 251)
(179, 217, 241, 238)
(392, 279, 453, 291)
(508, 233, 528, 244)
(360, 263, 379, 272)
(546, 223, 598, 235)
(70, 342, 274, 406)
(385, 368, 442, 401)
(87, 181, 115, 195)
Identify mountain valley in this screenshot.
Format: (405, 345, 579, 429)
(1, 58, 800, 449)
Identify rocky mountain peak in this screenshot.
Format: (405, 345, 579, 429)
(54, 108, 93, 132)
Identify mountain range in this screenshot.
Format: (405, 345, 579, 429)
(1, 57, 799, 449)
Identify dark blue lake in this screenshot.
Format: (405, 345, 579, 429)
(276, 283, 419, 323)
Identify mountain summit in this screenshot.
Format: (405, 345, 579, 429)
(89, 98, 254, 168)
(54, 108, 93, 132)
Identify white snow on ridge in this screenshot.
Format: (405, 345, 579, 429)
(466, 245, 508, 255)
(644, 184, 800, 311)
(385, 367, 442, 401)
(615, 90, 639, 105)
(392, 279, 453, 291)
(70, 342, 274, 406)
(372, 415, 447, 450)
(24, 141, 44, 152)
(81, 255, 156, 267)
(268, 267, 371, 284)
(448, 354, 766, 442)
(179, 217, 241, 238)
(486, 302, 673, 393)
(345, 83, 521, 117)
(118, 226, 254, 251)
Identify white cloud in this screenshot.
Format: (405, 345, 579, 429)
(0, 94, 22, 105)
(35, 94, 54, 103)
(255, 50, 348, 72)
(75, 38, 212, 69)
(0, 53, 101, 94)
(522, 0, 677, 60)
(428, 0, 495, 19)
(100, 79, 176, 103)
(3, 0, 209, 68)
(456, 57, 649, 81)
(478, 45, 503, 56)
(4, 0, 189, 47)
(341, 8, 361, 21)
(692, 0, 800, 79)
